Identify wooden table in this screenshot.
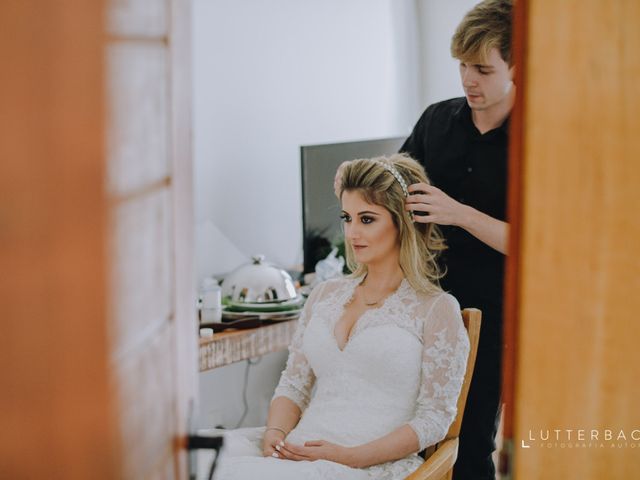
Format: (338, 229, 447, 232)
(198, 318, 298, 372)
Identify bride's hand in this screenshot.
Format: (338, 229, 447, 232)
(262, 429, 286, 458)
(275, 439, 358, 467)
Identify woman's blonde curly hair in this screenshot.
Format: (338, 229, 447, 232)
(338, 153, 446, 295)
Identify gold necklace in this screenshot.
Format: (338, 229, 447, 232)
(361, 287, 383, 306)
(345, 290, 378, 307)
(349, 275, 403, 307)
(345, 281, 383, 307)
(359, 277, 389, 306)
(363, 298, 380, 306)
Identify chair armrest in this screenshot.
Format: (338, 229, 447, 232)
(403, 438, 459, 480)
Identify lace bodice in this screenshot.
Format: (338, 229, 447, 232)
(273, 275, 470, 453)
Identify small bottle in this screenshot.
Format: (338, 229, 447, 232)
(200, 277, 222, 323)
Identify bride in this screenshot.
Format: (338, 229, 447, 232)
(206, 154, 470, 480)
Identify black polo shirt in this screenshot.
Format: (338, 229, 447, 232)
(401, 97, 508, 338)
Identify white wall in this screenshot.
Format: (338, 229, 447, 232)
(193, 0, 479, 429)
(416, 0, 478, 108)
(198, 351, 288, 429)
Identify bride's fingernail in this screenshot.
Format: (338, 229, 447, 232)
(275, 445, 281, 451)
(272, 452, 279, 458)
(279, 441, 285, 447)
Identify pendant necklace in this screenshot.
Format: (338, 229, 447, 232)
(359, 276, 384, 306)
(358, 273, 405, 306)
(362, 289, 382, 306)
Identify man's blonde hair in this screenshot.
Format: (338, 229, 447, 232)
(451, 0, 513, 65)
(339, 153, 446, 295)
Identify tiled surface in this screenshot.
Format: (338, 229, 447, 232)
(106, 42, 169, 198)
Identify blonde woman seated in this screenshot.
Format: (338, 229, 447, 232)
(209, 154, 470, 480)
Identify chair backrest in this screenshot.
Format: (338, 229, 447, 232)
(445, 308, 481, 439)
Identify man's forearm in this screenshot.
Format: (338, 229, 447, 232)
(457, 205, 509, 255)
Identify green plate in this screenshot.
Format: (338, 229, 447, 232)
(224, 296, 305, 312)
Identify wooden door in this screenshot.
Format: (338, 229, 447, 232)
(0, 1, 197, 478)
(0, 2, 115, 478)
(504, 0, 640, 478)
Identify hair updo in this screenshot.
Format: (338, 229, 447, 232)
(339, 153, 446, 294)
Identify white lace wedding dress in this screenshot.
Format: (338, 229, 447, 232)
(203, 276, 470, 480)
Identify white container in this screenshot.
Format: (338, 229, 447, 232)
(200, 277, 222, 323)
(199, 328, 214, 338)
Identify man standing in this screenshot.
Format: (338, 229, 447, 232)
(401, 1, 513, 479)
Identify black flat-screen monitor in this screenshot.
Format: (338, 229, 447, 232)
(300, 136, 405, 274)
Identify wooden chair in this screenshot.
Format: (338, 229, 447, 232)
(404, 308, 482, 480)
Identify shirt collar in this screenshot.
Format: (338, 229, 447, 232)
(454, 98, 510, 139)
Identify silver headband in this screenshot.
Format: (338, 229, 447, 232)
(374, 160, 409, 196)
(373, 160, 414, 221)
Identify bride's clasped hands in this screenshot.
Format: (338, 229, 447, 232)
(271, 438, 360, 468)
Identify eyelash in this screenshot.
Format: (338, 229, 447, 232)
(340, 214, 374, 224)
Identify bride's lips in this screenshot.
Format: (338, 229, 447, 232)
(352, 245, 367, 250)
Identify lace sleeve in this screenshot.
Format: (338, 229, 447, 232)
(271, 281, 326, 411)
(407, 293, 470, 451)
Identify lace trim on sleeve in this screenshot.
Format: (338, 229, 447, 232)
(271, 281, 327, 411)
(407, 293, 470, 450)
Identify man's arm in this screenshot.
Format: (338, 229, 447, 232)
(406, 183, 509, 255)
(458, 205, 509, 255)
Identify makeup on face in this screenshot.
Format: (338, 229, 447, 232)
(340, 190, 399, 265)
